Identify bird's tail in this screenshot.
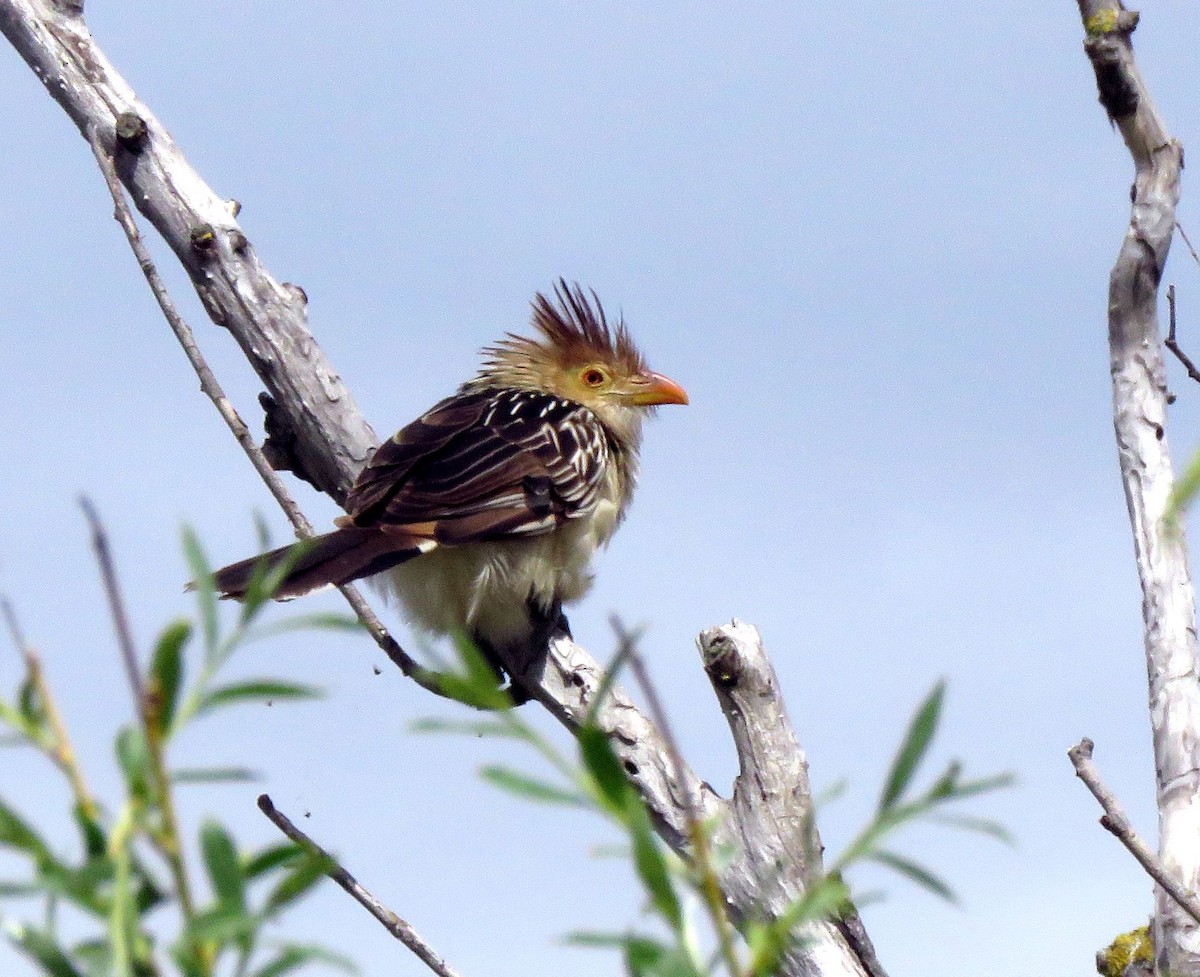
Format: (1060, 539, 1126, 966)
(209, 527, 422, 600)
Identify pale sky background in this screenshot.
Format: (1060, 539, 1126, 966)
(3, 3, 1200, 976)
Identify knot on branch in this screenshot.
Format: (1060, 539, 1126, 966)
(259, 391, 323, 493)
(114, 112, 147, 153)
(1083, 33, 1140, 119)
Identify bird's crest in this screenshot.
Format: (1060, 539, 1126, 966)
(478, 280, 646, 386)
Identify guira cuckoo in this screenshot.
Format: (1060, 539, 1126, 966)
(212, 281, 687, 680)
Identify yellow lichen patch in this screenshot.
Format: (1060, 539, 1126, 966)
(1085, 9, 1120, 35)
(1096, 926, 1152, 977)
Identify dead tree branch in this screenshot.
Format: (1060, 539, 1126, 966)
(1074, 3, 1200, 973)
(0, 2, 871, 974)
(1069, 739, 1200, 927)
(257, 794, 466, 977)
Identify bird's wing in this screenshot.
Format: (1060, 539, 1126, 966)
(345, 387, 611, 545)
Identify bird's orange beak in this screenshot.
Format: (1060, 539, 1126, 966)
(627, 371, 689, 406)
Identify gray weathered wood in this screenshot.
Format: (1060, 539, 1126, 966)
(1074, 4, 1200, 974)
(0, 2, 876, 974)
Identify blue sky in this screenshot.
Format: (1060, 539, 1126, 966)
(3, 3, 1200, 975)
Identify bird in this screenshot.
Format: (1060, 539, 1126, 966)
(210, 280, 688, 688)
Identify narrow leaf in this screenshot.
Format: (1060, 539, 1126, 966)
(149, 619, 190, 737)
(245, 614, 364, 642)
(931, 771, 1016, 803)
(264, 850, 333, 915)
(243, 842, 304, 881)
(200, 820, 245, 912)
(247, 943, 359, 977)
(172, 767, 259, 785)
(410, 717, 535, 741)
(578, 725, 636, 816)
(878, 680, 944, 813)
(926, 812, 1016, 845)
(72, 803, 107, 859)
(3, 921, 86, 977)
(195, 680, 322, 717)
(0, 797, 52, 860)
(867, 849, 956, 902)
(629, 812, 683, 930)
(181, 527, 219, 660)
(479, 766, 590, 807)
(183, 904, 258, 945)
(114, 726, 151, 802)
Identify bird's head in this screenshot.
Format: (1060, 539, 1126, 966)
(473, 281, 688, 445)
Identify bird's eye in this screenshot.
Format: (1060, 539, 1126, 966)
(582, 367, 607, 387)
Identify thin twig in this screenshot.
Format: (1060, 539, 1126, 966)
(84, 125, 450, 701)
(1164, 283, 1200, 385)
(1068, 737, 1200, 925)
(0, 597, 97, 817)
(80, 496, 200, 927)
(1176, 221, 1200, 268)
(256, 794, 466, 977)
(79, 496, 145, 708)
(612, 616, 744, 977)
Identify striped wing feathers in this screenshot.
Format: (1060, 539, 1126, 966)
(345, 388, 609, 546)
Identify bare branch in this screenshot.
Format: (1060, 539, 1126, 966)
(615, 616, 745, 977)
(79, 496, 198, 922)
(83, 122, 450, 702)
(0, 0, 376, 500)
(1164, 285, 1200, 387)
(1, 3, 877, 974)
(257, 794, 466, 977)
(700, 621, 877, 977)
(1074, 4, 1200, 971)
(1069, 738, 1200, 926)
(79, 496, 145, 709)
(0, 596, 97, 816)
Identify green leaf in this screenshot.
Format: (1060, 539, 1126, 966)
(183, 904, 259, 945)
(563, 930, 637, 948)
(149, 619, 190, 737)
(479, 766, 590, 807)
(3, 921, 86, 977)
(172, 767, 259, 785)
(425, 634, 514, 710)
(17, 674, 44, 728)
(747, 874, 851, 976)
(878, 680, 944, 813)
(181, 526, 219, 661)
(107, 802, 138, 977)
(625, 937, 701, 977)
(926, 812, 1016, 845)
(243, 842, 304, 881)
(931, 771, 1016, 803)
(244, 614, 364, 643)
(577, 727, 683, 928)
(1167, 447, 1200, 531)
(200, 820, 245, 913)
(0, 797, 52, 860)
(72, 804, 107, 859)
(867, 849, 957, 902)
(247, 942, 359, 977)
(114, 726, 151, 803)
(195, 680, 323, 717)
(38, 854, 113, 917)
(263, 849, 333, 915)
(69, 939, 113, 977)
(584, 641, 634, 727)
(629, 810, 683, 930)
(577, 725, 635, 816)
(409, 717, 535, 740)
(240, 538, 315, 618)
